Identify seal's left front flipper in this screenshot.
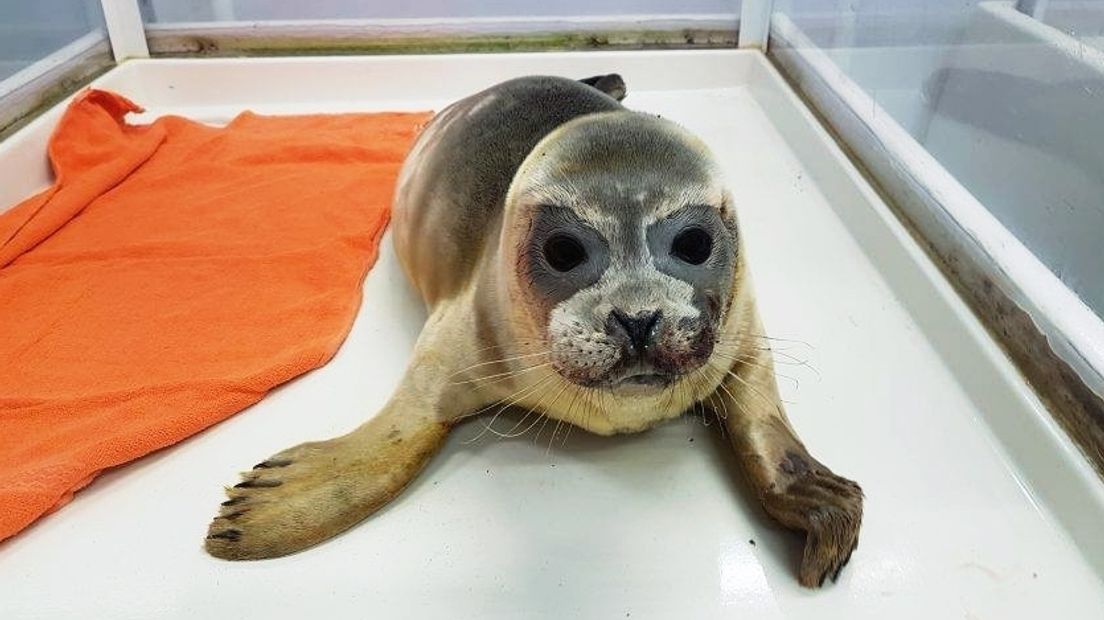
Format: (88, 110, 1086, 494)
(714, 308, 863, 587)
(745, 431, 863, 587)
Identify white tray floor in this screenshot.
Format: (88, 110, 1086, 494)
(0, 51, 1101, 619)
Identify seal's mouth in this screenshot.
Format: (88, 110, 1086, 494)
(603, 370, 676, 393)
(565, 368, 676, 391)
(617, 372, 670, 387)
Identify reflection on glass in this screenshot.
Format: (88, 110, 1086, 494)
(773, 0, 1104, 319)
(1028, 0, 1104, 54)
(0, 0, 107, 84)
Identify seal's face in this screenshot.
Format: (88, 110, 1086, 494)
(508, 112, 738, 394)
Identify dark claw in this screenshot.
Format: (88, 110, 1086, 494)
(221, 509, 248, 520)
(207, 529, 241, 541)
(234, 478, 282, 489)
(253, 458, 292, 469)
(221, 496, 246, 507)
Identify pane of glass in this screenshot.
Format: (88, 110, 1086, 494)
(139, 0, 742, 22)
(1034, 0, 1104, 54)
(773, 0, 1104, 319)
(0, 0, 107, 83)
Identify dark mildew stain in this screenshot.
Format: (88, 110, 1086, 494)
(881, 181, 1104, 478)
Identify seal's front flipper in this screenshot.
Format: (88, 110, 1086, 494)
(205, 412, 448, 560)
(714, 307, 863, 588)
(204, 308, 479, 561)
(579, 73, 627, 101)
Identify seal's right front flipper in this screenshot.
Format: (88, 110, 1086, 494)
(204, 307, 480, 561)
(205, 411, 449, 560)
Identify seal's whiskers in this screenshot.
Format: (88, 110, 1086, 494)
(464, 375, 557, 444)
(449, 361, 551, 386)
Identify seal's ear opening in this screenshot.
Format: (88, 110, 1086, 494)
(579, 74, 627, 102)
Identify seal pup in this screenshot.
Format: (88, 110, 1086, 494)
(204, 74, 863, 588)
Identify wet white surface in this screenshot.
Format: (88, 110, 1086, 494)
(0, 51, 1101, 619)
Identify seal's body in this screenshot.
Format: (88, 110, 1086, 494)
(205, 75, 863, 588)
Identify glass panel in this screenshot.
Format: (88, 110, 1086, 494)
(1033, 0, 1104, 54)
(773, 0, 1104, 319)
(139, 0, 742, 22)
(0, 0, 107, 83)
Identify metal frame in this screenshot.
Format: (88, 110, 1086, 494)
(141, 15, 741, 56)
(96, 1, 774, 55)
(100, 0, 149, 60)
(738, 0, 774, 49)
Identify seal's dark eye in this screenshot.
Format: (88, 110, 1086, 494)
(543, 234, 588, 272)
(671, 227, 712, 265)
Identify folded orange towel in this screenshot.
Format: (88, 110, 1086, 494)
(0, 89, 430, 541)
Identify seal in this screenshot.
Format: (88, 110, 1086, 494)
(204, 74, 863, 588)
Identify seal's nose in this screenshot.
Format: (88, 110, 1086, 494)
(609, 309, 661, 353)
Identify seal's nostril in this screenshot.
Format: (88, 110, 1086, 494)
(610, 309, 661, 352)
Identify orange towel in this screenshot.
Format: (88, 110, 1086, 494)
(0, 89, 430, 542)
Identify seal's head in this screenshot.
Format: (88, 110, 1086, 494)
(504, 111, 738, 396)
